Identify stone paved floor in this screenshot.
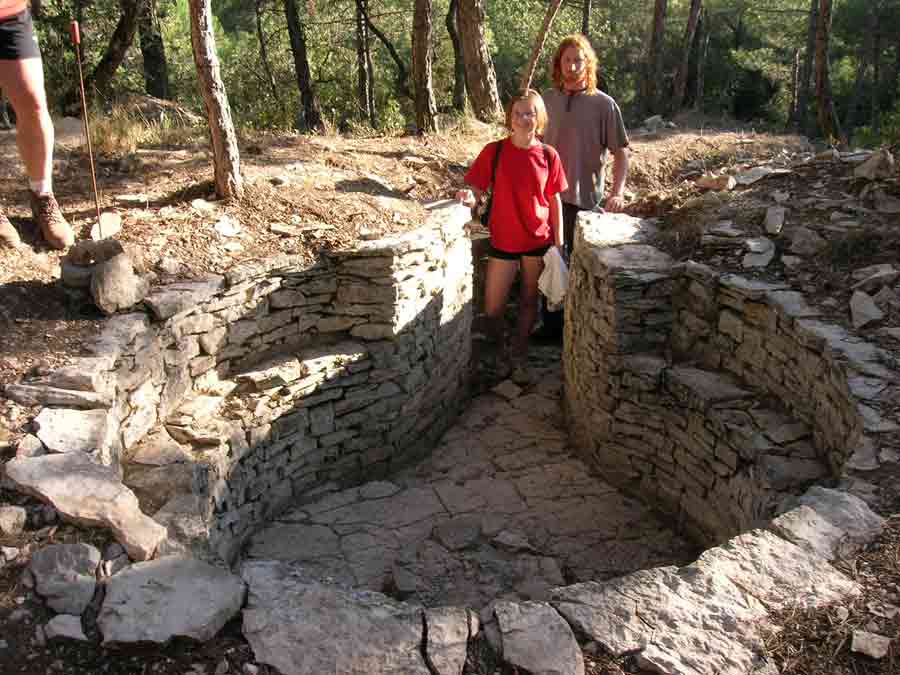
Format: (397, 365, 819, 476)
(245, 345, 700, 610)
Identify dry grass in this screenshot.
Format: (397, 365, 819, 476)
(89, 106, 202, 156)
(763, 517, 900, 675)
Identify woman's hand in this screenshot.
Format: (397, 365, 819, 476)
(456, 189, 476, 208)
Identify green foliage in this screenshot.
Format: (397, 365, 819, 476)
(855, 108, 900, 148)
(19, 0, 899, 143)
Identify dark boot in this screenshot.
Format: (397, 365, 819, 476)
(532, 296, 563, 343)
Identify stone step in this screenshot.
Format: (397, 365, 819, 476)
(593, 355, 832, 543)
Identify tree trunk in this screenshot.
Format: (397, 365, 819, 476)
(86, 0, 139, 100)
(255, 0, 281, 108)
(137, 0, 169, 99)
(188, 0, 243, 201)
(358, 1, 411, 99)
(582, 0, 591, 37)
(457, 0, 501, 122)
(843, 46, 868, 140)
(284, 0, 324, 132)
(887, 37, 900, 112)
(694, 9, 709, 111)
(788, 48, 800, 125)
(355, 0, 375, 125)
(412, 0, 438, 132)
(642, 0, 668, 116)
(796, 0, 818, 134)
(520, 0, 563, 92)
(446, 0, 466, 112)
(672, 0, 701, 112)
(871, 25, 882, 136)
(814, 0, 843, 144)
(364, 30, 376, 121)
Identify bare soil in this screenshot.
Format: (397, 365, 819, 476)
(1, 118, 898, 674)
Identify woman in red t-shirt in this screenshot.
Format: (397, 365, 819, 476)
(457, 89, 567, 379)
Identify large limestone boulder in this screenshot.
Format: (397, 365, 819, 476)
(552, 566, 769, 675)
(4, 453, 166, 561)
(241, 560, 431, 675)
(98, 556, 245, 644)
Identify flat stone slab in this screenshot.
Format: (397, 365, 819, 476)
(5, 453, 166, 561)
(578, 212, 659, 247)
(493, 600, 584, 675)
(33, 408, 118, 461)
(770, 486, 884, 560)
(99, 556, 245, 644)
(241, 560, 430, 675)
(4, 383, 113, 409)
(45, 615, 89, 642)
(30, 543, 101, 614)
(424, 607, 470, 675)
(696, 529, 859, 610)
(144, 276, 225, 320)
(666, 366, 753, 408)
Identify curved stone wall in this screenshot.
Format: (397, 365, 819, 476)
(8, 201, 474, 561)
(564, 212, 897, 544)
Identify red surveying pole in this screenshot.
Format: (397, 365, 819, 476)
(70, 20, 104, 239)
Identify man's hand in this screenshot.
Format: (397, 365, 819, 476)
(605, 194, 626, 213)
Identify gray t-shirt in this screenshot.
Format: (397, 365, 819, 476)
(542, 88, 629, 209)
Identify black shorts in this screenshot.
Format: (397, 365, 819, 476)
(488, 243, 551, 260)
(0, 10, 41, 61)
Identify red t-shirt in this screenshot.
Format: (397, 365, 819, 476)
(0, 2, 27, 20)
(465, 139, 568, 253)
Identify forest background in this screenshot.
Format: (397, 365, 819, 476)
(14, 0, 900, 151)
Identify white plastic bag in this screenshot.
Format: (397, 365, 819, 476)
(538, 246, 569, 311)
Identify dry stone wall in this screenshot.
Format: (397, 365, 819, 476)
(565, 212, 898, 544)
(9, 201, 473, 562)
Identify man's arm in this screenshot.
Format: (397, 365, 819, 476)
(550, 193, 563, 248)
(605, 147, 629, 213)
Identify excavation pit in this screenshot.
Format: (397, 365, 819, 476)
(243, 346, 699, 609)
(8, 204, 895, 673)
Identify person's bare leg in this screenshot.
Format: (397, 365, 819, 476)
(0, 57, 72, 248)
(483, 257, 518, 350)
(513, 255, 545, 361)
(0, 57, 53, 186)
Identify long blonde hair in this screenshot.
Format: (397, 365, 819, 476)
(551, 34, 598, 93)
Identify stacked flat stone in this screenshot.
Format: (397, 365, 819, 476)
(5, 201, 473, 563)
(565, 211, 898, 544)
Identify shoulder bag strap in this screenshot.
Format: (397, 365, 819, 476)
(489, 140, 503, 187)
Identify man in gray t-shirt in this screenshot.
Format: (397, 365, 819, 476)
(536, 34, 630, 340)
